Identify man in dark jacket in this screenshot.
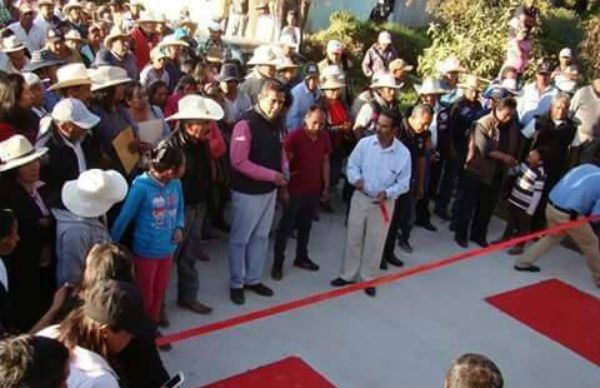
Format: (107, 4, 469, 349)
(165, 95, 221, 315)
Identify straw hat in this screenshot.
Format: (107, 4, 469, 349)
(137, 10, 160, 24)
(247, 45, 280, 66)
(437, 56, 467, 74)
(158, 34, 190, 48)
(320, 74, 346, 90)
(389, 58, 414, 73)
(38, 0, 55, 6)
(62, 169, 128, 218)
(205, 47, 223, 64)
(89, 66, 132, 91)
(414, 77, 447, 95)
(65, 29, 88, 44)
(0, 135, 48, 173)
(457, 75, 483, 92)
(207, 19, 223, 32)
(1, 35, 26, 54)
(103, 26, 129, 48)
(51, 98, 100, 129)
(63, 0, 84, 14)
(276, 57, 299, 71)
(23, 49, 64, 72)
(166, 95, 224, 122)
(370, 72, 402, 89)
(49, 63, 91, 90)
(150, 46, 168, 62)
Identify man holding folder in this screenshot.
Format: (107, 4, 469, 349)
(331, 109, 411, 297)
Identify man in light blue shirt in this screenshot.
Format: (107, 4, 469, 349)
(331, 110, 411, 297)
(285, 63, 320, 131)
(515, 162, 600, 287)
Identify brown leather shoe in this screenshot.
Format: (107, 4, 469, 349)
(177, 300, 213, 314)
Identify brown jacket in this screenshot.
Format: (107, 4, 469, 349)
(464, 112, 519, 185)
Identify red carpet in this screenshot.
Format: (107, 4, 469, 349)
(202, 356, 336, 388)
(486, 279, 600, 366)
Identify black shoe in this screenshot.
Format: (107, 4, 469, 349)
(455, 237, 468, 248)
(385, 254, 405, 267)
(449, 222, 457, 232)
(380, 260, 388, 270)
(364, 287, 376, 297)
(211, 220, 231, 233)
(434, 209, 451, 220)
(331, 277, 354, 287)
(157, 331, 172, 352)
(230, 288, 245, 305)
(398, 239, 413, 253)
(271, 264, 283, 281)
(507, 245, 525, 255)
(320, 201, 334, 213)
(415, 221, 438, 232)
(470, 237, 489, 248)
(514, 264, 541, 272)
(294, 257, 319, 271)
(244, 283, 274, 297)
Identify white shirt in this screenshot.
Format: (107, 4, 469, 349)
(34, 15, 54, 36)
(346, 135, 412, 199)
(37, 325, 120, 388)
(517, 82, 557, 129)
(223, 91, 252, 124)
(8, 22, 46, 53)
(255, 15, 279, 43)
(61, 134, 87, 174)
(0, 259, 8, 291)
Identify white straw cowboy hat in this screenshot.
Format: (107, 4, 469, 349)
(38, 0, 55, 6)
(62, 169, 128, 218)
(247, 45, 280, 66)
(320, 73, 346, 90)
(437, 56, 467, 74)
(207, 19, 224, 32)
(205, 47, 223, 64)
(276, 57, 300, 71)
(158, 34, 190, 48)
(414, 77, 447, 95)
(370, 72, 402, 89)
(104, 26, 129, 48)
(457, 74, 484, 92)
(51, 98, 100, 129)
(49, 63, 91, 90)
(65, 29, 88, 44)
(389, 58, 414, 73)
(137, 10, 160, 24)
(1, 35, 26, 54)
(63, 0, 84, 14)
(150, 46, 168, 62)
(0, 135, 48, 173)
(166, 95, 224, 122)
(89, 66, 132, 91)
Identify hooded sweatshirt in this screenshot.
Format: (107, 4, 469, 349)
(54, 209, 111, 285)
(111, 172, 185, 258)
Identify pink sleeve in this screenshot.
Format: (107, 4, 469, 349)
(208, 122, 226, 159)
(230, 120, 279, 182)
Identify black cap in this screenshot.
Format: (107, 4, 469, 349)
(536, 60, 553, 75)
(217, 63, 241, 82)
(304, 62, 319, 79)
(83, 280, 155, 337)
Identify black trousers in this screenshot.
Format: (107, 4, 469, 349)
(382, 192, 414, 260)
(501, 202, 532, 241)
(453, 174, 498, 243)
(274, 194, 320, 264)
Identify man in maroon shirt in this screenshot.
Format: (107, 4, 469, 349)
(272, 105, 331, 280)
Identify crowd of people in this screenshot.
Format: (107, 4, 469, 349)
(0, 0, 599, 387)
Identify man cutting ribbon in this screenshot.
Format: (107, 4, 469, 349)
(331, 109, 412, 297)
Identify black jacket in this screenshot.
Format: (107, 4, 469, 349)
(165, 129, 212, 205)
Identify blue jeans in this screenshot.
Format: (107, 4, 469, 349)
(228, 190, 277, 289)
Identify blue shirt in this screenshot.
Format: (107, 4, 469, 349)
(286, 82, 320, 131)
(346, 135, 412, 200)
(549, 164, 600, 216)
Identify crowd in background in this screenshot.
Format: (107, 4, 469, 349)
(0, 0, 599, 387)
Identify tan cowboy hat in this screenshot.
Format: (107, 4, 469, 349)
(320, 74, 346, 90)
(457, 74, 484, 92)
(49, 63, 91, 90)
(0, 135, 48, 173)
(414, 77, 447, 95)
(205, 47, 223, 64)
(89, 66, 132, 91)
(276, 57, 300, 71)
(64, 29, 88, 44)
(370, 72, 401, 89)
(166, 95, 224, 122)
(63, 0, 84, 14)
(38, 0, 55, 6)
(103, 26, 129, 48)
(137, 10, 160, 24)
(389, 58, 414, 73)
(247, 45, 280, 66)
(1, 35, 26, 54)
(62, 169, 128, 218)
(158, 34, 190, 48)
(437, 56, 467, 74)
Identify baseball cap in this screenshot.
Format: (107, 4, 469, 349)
(536, 60, 553, 75)
(304, 62, 319, 79)
(378, 31, 392, 45)
(326, 40, 342, 55)
(51, 98, 100, 129)
(83, 280, 154, 337)
(559, 48, 572, 58)
(22, 72, 41, 86)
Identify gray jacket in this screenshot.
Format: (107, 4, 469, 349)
(54, 209, 111, 286)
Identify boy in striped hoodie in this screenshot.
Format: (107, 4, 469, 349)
(499, 147, 548, 255)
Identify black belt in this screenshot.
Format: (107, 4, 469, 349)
(549, 200, 579, 220)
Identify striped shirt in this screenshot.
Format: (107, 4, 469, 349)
(508, 162, 546, 215)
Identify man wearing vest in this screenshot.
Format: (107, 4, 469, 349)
(353, 72, 402, 138)
(228, 79, 288, 305)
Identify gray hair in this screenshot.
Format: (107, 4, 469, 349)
(552, 92, 571, 107)
(410, 103, 433, 119)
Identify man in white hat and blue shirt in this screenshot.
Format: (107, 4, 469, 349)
(228, 78, 289, 305)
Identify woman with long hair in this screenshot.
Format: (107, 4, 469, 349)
(0, 73, 39, 143)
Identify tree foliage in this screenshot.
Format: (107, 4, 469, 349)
(580, 13, 600, 74)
